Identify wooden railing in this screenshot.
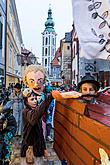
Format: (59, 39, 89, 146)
(54, 96, 110, 165)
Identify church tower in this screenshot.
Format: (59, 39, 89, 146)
(42, 6, 57, 76)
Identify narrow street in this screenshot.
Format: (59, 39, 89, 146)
(10, 137, 61, 165)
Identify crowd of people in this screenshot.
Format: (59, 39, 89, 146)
(0, 64, 109, 165)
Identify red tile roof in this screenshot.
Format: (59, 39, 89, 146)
(51, 48, 61, 66)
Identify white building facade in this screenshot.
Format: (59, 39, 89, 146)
(42, 7, 57, 76)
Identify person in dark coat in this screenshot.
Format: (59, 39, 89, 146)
(20, 88, 52, 165)
(0, 100, 17, 165)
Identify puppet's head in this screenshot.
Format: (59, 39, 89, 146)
(23, 65, 47, 94)
(23, 88, 38, 109)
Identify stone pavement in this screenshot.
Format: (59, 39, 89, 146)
(10, 137, 61, 165)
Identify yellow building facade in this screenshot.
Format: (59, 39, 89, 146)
(6, 0, 23, 87)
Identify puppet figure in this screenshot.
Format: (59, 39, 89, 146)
(21, 88, 51, 165)
(22, 65, 53, 164)
(23, 65, 52, 138)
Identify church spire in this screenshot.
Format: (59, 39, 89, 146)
(45, 6, 55, 32)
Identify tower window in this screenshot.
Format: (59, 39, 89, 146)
(49, 36, 50, 44)
(48, 46, 50, 55)
(48, 57, 50, 65)
(45, 37, 48, 45)
(42, 47, 44, 56)
(43, 37, 44, 46)
(53, 38, 54, 45)
(45, 48, 48, 55)
(45, 59, 47, 67)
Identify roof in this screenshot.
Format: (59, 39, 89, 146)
(51, 48, 61, 66)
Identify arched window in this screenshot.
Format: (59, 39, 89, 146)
(53, 38, 54, 45)
(45, 37, 48, 45)
(45, 59, 47, 67)
(45, 48, 48, 55)
(43, 37, 44, 45)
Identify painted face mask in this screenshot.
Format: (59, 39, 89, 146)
(26, 70, 45, 94)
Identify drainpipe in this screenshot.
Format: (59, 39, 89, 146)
(4, 0, 7, 87)
(76, 38, 79, 84)
(70, 30, 73, 85)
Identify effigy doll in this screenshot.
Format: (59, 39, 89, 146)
(23, 64, 51, 138)
(21, 88, 51, 165)
(22, 65, 53, 163)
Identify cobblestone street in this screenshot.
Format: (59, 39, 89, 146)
(10, 137, 61, 165)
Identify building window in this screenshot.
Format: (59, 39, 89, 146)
(68, 64, 71, 68)
(67, 46, 70, 50)
(73, 70, 75, 79)
(48, 57, 50, 65)
(45, 48, 48, 56)
(42, 58, 44, 65)
(8, 42, 13, 73)
(45, 37, 48, 45)
(48, 46, 50, 55)
(43, 37, 44, 46)
(52, 48, 54, 56)
(45, 59, 47, 67)
(42, 47, 44, 56)
(0, 22, 3, 49)
(9, 3, 13, 30)
(49, 36, 50, 44)
(53, 38, 54, 45)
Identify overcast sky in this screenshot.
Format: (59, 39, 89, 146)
(15, 0, 73, 62)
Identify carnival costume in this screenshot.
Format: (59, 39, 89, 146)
(0, 101, 17, 165)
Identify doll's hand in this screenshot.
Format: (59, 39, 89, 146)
(23, 88, 32, 98)
(61, 91, 82, 99)
(52, 90, 64, 101)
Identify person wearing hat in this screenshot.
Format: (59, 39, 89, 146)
(52, 73, 100, 104)
(77, 73, 100, 103)
(9, 82, 24, 136)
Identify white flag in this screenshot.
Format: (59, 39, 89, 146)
(72, 0, 110, 59)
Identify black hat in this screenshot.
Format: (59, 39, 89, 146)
(14, 83, 21, 89)
(77, 74, 100, 91)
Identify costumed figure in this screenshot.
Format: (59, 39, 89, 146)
(23, 65, 52, 139)
(52, 74, 100, 104)
(0, 99, 17, 165)
(21, 65, 53, 164)
(9, 83, 24, 136)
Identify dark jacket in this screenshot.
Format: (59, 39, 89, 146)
(21, 93, 53, 157)
(0, 101, 17, 160)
